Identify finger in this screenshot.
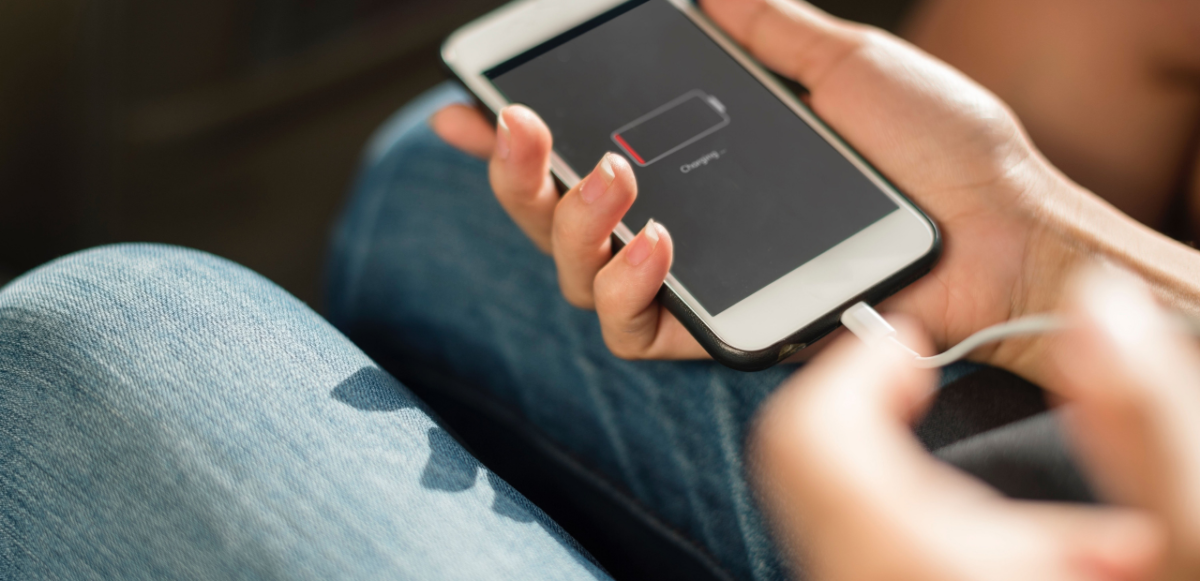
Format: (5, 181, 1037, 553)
(1007, 504, 1164, 581)
(592, 220, 702, 359)
(750, 324, 973, 577)
(551, 153, 637, 309)
(490, 105, 559, 253)
(701, 0, 867, 89)
(752, 319, 953, 527)
(754, 322, 1165, 580)
(430, 103, 495, 159)
(1050, 267, 1200, 565)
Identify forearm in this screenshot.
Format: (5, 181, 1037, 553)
(1052, 182, 1200, 316)
(1003, 166, 1200, 384)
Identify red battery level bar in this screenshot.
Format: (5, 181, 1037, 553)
(611, 90, 730, 167)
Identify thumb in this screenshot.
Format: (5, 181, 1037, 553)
(701, 0, 866, 89)
(1051, 267, 1200, 515)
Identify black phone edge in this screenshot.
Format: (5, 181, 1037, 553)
(659, 227, 941, 371)
(439, 53, 943, 372)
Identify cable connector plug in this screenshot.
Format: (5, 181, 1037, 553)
(840, 302, 1067, 369)
(840, 302, 898, 346)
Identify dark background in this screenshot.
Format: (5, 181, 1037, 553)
(0, 0, 914, 308)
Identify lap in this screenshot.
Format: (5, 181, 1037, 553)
(326, 82, 1085, 581)
(0, 244, 604, 581)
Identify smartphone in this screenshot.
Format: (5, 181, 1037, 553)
(442, 0, 940, 371)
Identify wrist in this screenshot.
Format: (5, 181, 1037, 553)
(984, 164, 1126, 383)
(990, 161, 1200, 384)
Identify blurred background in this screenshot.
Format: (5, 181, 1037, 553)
(0, 0, 914, 307)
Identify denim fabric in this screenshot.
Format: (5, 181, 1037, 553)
(0, 82, 1067, 581)
(326, 82, 995, 581)
(0, 245, 607, 580)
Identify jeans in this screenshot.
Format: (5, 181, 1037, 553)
(1, 82, 1080, 580)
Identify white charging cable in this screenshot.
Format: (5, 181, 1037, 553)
(841, 301, 1200, 369)
(841, 302, 1067, 369)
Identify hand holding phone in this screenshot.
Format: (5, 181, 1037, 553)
(436, 0, 1094, 378)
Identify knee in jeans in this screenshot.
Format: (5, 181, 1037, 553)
(0, 243, 285, 381)
(1, 243, 260, 319)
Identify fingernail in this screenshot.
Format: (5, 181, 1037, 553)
(496, 109, 512, 160)
(580, 154, 616, 203)
(625, 218, 661, 266)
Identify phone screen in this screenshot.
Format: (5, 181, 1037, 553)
(487, 0, 898, 316)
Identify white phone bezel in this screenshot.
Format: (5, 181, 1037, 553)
(442, 0, 937, 352)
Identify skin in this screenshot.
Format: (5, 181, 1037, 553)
(431, 0, 1200, 576)
(432, 0, 1200, 387)
(751, 268, 1200, 580)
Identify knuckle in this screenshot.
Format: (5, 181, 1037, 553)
(550, 203, 573, 238)
(554, 199, 598, 245)
(598, 313, 656, 361)
(602, 333, 642, 361)
(489, 173, 526, 207)
(591, 277, 619, 311)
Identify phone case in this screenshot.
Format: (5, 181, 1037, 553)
(655, 234, 941, 371)
(441, 67, 942, 372)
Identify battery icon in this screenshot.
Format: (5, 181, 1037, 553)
(611, 90, 730, 167)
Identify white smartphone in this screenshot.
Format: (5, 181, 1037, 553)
(443, 0, 940, 370)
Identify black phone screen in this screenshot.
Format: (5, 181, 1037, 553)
(487, 0, 897, 316)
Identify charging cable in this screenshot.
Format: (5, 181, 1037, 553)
(842, 302, 1200, 368)
(841, 302, 1068, 369)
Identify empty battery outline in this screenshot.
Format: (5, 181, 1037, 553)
(610, 90, 730, 167)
